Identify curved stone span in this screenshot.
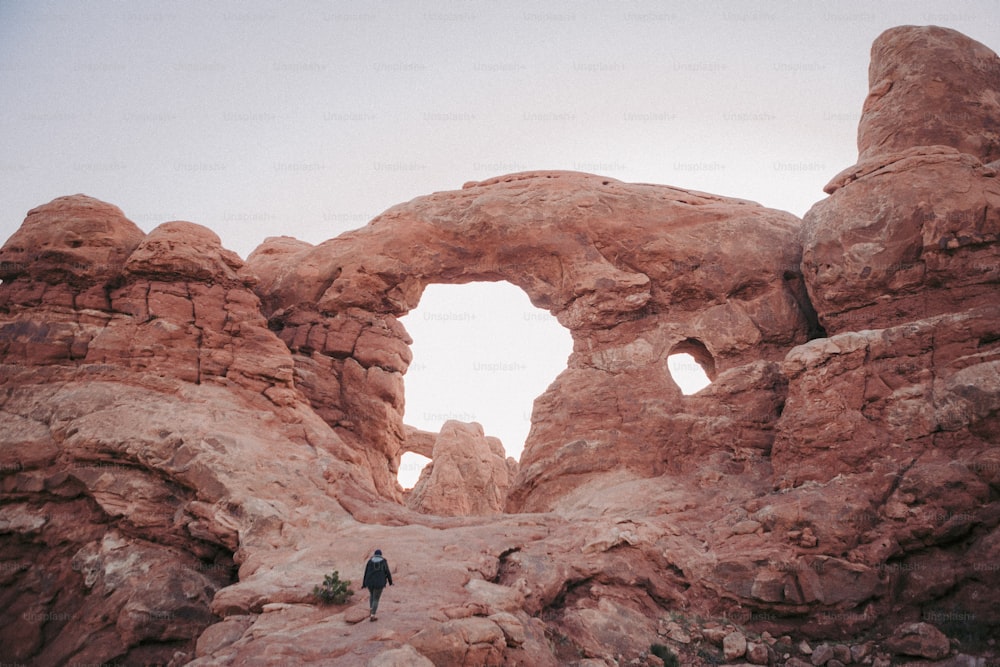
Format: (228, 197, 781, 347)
(247, 171, 814, 510)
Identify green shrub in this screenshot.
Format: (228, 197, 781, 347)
(313, 570, 354, 605)
(696, 646, 724, 665)
(650, 643, 680, 667)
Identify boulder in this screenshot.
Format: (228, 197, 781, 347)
(724, 631, 748, 661)
(406, 421, 513, 516)
(810, 643, 835, 665)
(408, 617, 506, 667)
(745, 641, 770, 665)
(885, 621, 951, 660)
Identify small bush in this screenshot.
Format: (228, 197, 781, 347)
(698, 644, 727, 665)
(313, 570, 354, 605)
(650, 643, 680, 667)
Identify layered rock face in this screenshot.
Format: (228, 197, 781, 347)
(792, 26, 1000, 488)
(772, 24, 1000, 651)
(0, 198, 375, 664)
(1, 24, 998, 667)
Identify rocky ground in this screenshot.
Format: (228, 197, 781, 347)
(1, 24, 999, 667)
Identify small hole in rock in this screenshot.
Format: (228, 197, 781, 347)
(667, 338, 715, 395)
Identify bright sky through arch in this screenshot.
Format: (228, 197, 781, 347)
(399, 283, 719, 487)
(668, 352, 713, 395)
(398, 452, 432, 490)
(399, 282, 573, 486)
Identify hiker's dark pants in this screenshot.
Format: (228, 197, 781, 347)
(368, 586, 384, 614)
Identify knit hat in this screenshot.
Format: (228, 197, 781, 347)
(374, 549, 382, 556)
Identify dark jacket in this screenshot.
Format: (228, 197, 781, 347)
(362, 555, 393, 589)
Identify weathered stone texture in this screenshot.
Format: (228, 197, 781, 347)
(1, 23, 998, 667)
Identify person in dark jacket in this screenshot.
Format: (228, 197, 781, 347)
(362, 548, 393, 621)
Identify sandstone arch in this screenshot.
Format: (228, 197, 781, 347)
(247, 171, 813, 510)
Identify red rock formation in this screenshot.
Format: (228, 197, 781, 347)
(405, 421, 515, 516)
(858, 26, 1000, 164)
(250, 171, 814, 511)
(807, 25, 1000, 335)
(0, 199, 372, 664)
(1, 24, 999, 667)
(772, 26, 1000, 658)
(0, 194, 145, 288)
(804, 147, 1000, 335)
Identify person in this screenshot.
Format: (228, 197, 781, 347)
(361, 548, 393, 621)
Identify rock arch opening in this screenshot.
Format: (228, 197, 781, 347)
(667, 338, 715, 395)
(397, 282, 573, 488)
(398, 452, 432, 490)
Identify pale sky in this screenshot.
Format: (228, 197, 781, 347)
(2, 1, 997, 486)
